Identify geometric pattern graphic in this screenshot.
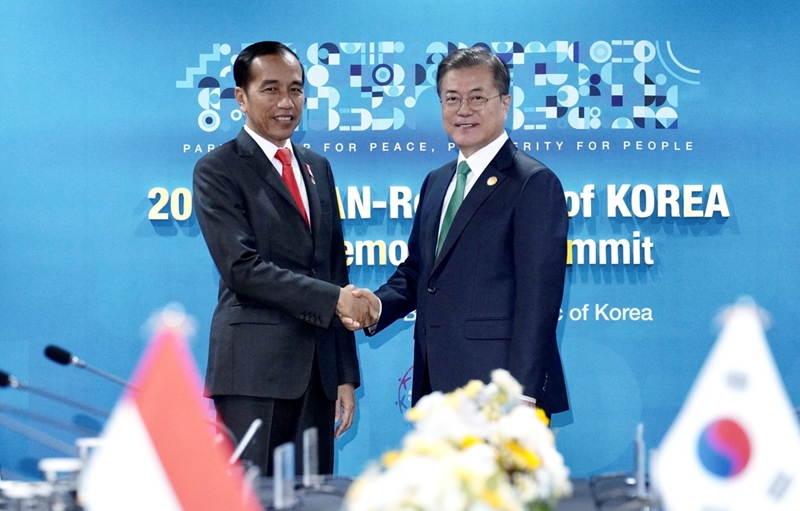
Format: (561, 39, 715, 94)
(179, 39, 700, 133)
(306, 41, 408, 131)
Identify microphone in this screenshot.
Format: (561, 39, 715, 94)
(0, 370, 109, 418)
(44, 345, 133, 388)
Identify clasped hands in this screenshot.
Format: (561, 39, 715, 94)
(336, 285, 379, 331)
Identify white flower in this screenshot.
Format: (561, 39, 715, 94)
(346, 370, 572, 511)
(405, 391, 446, 423)
(490, 369, 524, 398)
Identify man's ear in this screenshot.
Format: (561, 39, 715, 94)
(234, 86, 247, 112)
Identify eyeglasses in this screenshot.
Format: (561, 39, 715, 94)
(440, 94, 504, 111)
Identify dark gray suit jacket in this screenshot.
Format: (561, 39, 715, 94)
(193, 129, 359, 402)
(373, 138, 568, 414)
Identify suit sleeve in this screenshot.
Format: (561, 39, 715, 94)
(193, 152, 341, 328)
(322, 162, 361, 387)
(508, 168, 568, 403)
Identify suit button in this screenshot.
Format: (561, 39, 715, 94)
(427, 286, 436, 293)
(311, 269, 316, 276)
(422, 326, 427, 334)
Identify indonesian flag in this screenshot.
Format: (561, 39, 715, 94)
(79, 309, 262, 511)
(652, 300, 800, 510)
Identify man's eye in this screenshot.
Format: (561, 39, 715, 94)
(470, 95, 485, 102)
(445, 97, 460, 103)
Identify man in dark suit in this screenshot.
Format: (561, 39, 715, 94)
(193, 41, 372, 475)
(345, 47, 569, 417)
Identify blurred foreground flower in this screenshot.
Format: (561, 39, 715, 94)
(345, 369, 572, 511)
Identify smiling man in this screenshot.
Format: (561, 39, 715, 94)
(347, 47, 570, 418)
(193, 41, 370, 475)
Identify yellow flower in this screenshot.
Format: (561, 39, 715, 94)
(480, 487, 505, 509)
(460, 435, 482, 448)
(535, 407, 550, 427)
(506, 441, 542, 471)
(463, 379, 484, 397)
(406, 406, 424, 422)
(381, 450, 402, 468)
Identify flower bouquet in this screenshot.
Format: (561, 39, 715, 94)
(345, 369, 572, 511)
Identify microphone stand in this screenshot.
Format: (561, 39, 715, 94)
(0, 415, 77, 456)
(75, 363, 133, 390)
(0, 374, 109, 418)
(0, 402, 99, 437)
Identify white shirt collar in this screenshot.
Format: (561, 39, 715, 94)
(457, 131, 509, 179)
(243, 125, 294, 161)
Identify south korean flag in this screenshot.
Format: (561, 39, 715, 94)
(652, 298, 800, 510)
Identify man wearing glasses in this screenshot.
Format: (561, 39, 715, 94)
(344, 47, 569, 418)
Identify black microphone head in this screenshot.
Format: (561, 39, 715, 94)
(45, 345, 73, 365)
(0, 371, 11, 387)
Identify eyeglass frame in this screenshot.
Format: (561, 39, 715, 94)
(439, 93, 506, 111)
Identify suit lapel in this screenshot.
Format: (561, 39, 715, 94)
(423, 165, 455, 268)
(432, 140, 516, 272)
(235, 130, 300, 212)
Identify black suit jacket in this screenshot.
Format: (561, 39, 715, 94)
(373, 138, 569, 414)
(193, 129, 359, 402)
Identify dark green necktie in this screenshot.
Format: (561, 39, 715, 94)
(436, 160, 471, 256)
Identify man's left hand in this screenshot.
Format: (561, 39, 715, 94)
(335, 383, 356, 439)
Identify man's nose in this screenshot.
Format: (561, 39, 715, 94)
(456, 99, 473, 115)
(276, 92, 294, 108)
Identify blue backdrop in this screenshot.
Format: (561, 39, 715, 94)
(1, 0, 799, 480)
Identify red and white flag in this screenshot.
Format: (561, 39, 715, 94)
(80, 308, 261, 511)
(652, 300, 800, 510)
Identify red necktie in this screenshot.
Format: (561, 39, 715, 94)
(275, 148, 309, 226)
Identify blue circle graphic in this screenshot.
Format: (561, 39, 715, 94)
(373, 64, 393, 86)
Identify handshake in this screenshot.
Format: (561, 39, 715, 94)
(336, 285, 380, 331)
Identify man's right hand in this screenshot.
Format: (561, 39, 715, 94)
(336, 285, 379, 330)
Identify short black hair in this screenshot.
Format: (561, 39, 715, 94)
(436, 46, 510, 97)
(233, 41, 305, 89)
